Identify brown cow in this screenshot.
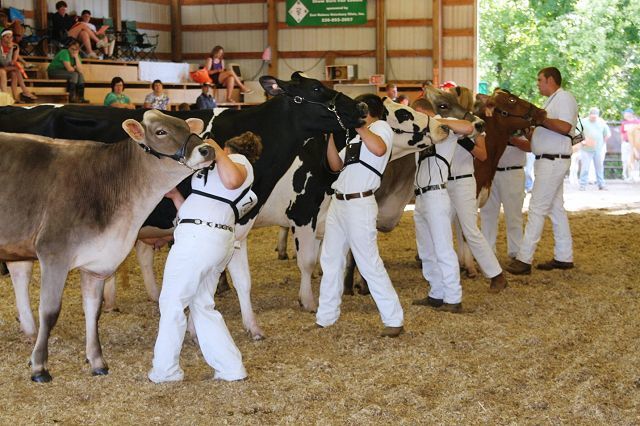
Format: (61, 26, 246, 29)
(0, 109, 214, 382)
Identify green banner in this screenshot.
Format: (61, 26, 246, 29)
(286, 0, 367, 27)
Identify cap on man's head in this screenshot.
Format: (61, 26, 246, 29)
(1, 29, 13, 38)
(589, 107, 600, 116)
(439, 80, 457, 89)
(623, 108, 634, 114)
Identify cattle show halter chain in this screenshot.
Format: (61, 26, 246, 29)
(288, 91, 351, 144)
(138, 133, 205, 171)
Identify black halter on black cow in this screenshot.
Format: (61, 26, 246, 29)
(0, 72, 368, 377)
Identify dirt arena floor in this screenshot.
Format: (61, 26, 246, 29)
(0, 181, 639, 424)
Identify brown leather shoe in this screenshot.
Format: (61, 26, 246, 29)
(505, 259, 531, 275)
(436, 303, 462, 313)
(489, 272, 508, 293)
(536, 259, 574, 270)
(412, 296, 443, 308)
(380, 326, 404, 338)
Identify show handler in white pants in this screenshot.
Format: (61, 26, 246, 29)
(480, 136, 530, 259)
(410, 98, 474, 312)
(506, 67, 578, 275)
(447, 132, 508, 292)
(149, 132, 262, 383)
(315, 94, 404, 337)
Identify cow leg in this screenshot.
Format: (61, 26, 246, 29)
(102, 274, 118, 312)
(292, 224, 319, 312)
(276, 226, 289, 260)
(226, 239, 264, 340)
(80, 271, 108, 376)
(355, 269, 371, 296)
(30, 263, 69, 383)
(455, 218, 478, 278)
(344, 250, 356, 295)
(136, 240, 160, 302)
(216, 270, 230, 296)
(7, 261, 37, 341)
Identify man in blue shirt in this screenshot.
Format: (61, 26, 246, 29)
(579, 107, 611, 190)
(196, 82, 217, 110)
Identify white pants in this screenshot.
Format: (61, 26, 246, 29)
(414, 189, 461, 304)
(316, 196, 404, 328)
(447, 177, 502, 278)
(479, 168, 525, 258)
(517, 158, 573, 264)
(149, 223, 247, 383)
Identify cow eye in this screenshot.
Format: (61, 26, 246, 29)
(438, 104, 448, 110)
(509, 98, 516, 103)
(155, 129, 167, 136)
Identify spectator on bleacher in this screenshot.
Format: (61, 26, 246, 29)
(80, 10, 115, 58)
(397, 94, 410, 106)
(385, 83, 398, 102)
(204, 45, 252, 103)
(196, 82, 216, 110)
(0, 29, 37, 102)
(143, 79, 170, 110)
(104, 76, 135, 109)
(178, 103, 191, 111)
(47, 40, 88, 103)
(52, 1, 108, 59)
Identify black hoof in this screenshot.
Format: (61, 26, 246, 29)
(277, 254, 289, 260)
(31, 370, 52, 383)
(92, 367, 109, 376)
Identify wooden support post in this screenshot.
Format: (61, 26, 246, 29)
(432, 0, 443, 86)
(267, 0, 278, 77)
(109, 0, 121, 32)
(375, 0, 386, 75)
(35, 0, 47, 30)
(170, 0, 182, 62)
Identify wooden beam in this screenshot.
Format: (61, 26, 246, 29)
(387, 18, 432, 27)
(137, 22, 173, 32)
(375, 0, 385, 75)
(129, 0, 169, 4)
(442, 59, 474, 67)
(267, 0, 278, 77)
(388, 49, 432, 58)
(182, 0, 261, 4)
(443, 28, 474, 37)
(182, 23, 268, 31)
(443, 0, 474, 5)
(109, 0, 121, 32)
(183, 49, 434, 61)
(432, 0, 443, 85)
(170, 0, 181, 62)
(35, 0, 47, 30)
(278, 20, 375, 29)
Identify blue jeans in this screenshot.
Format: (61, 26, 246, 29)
(579, 149, 605, 187)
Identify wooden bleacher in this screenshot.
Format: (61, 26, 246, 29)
(19, 56, 253, 108)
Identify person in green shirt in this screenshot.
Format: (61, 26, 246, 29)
(104, 76, 135, 109)
(47, 40, 88, 103)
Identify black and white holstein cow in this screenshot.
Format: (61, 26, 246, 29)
(0, 110, 215, 382)
(2, 72, 368, 342)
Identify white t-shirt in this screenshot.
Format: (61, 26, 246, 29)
(497, 144, 526, 168)
(178, 153, 254, 225)
(531, 88, 578, 156)
(332, 119, 393, 194)
(414, 131, 458, 187)
(449, 138, 475, 176)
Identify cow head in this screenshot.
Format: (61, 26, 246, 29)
(260, 72, 368, 133)
(423, 85, 485, 136)
(483, 89, 547, 127)
(122, 109, 215, 170)
(383, 98, 449, 161)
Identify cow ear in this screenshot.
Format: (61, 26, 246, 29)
(186, 118, 204, 135)
(122, 119, 145, 142)
(259, 76, 285, 96)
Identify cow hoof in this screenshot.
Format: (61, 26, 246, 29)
(31, 371, 52, 383)
(92, 367, 109, 376)
(277, 253, 289, 260)
(251, 332, 266, 341)
(103, 306, 120, 313)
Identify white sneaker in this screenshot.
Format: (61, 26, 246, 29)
(87, 52, 99, 59)
(96, 38, 109, 49)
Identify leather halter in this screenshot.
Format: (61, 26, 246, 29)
(138, 133, 205, 170)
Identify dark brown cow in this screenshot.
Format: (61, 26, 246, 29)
(0, 110, 214, 382)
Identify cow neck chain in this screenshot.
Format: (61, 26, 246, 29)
(138, 132, 204, 172)
(494, 102, 538, 125)
(287, 91, 352, 147)
(390, 115, 431, 139)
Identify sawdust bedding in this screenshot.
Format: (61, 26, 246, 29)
(0, 210, 638, 424)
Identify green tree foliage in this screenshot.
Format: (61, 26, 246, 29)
(479, 0, 639, 120)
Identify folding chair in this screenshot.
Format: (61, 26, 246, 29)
(117, 21, 158, 61)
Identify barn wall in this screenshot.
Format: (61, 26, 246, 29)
(441, 1, 476, 90)
(121, 1, 171, 55)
